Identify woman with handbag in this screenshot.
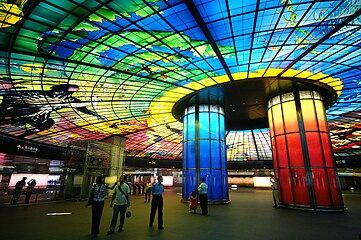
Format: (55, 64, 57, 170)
(86, 175, 109, 237)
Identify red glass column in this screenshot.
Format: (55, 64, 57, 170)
(267, 91, 344, 211)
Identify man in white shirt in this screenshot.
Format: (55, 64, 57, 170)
(107, 176, 130, 234)
(198, 177, 208, 215)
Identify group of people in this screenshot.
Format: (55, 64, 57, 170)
(10, 177, 37, 205)
(86, 175, 166, 238)
(86, 175, 210, 238)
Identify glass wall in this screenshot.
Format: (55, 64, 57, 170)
(268, 91, 344, 210)
(183, 105, 228, 202)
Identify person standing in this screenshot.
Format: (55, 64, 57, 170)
(149, 175, 164, 229)
(145, 179, 152, 203)
(86, 175, 108, 237)
(25, 179, 37, 204)
(270, 176, 280, 208)
(198, 177, 208, 215)
(10, 177, 27, 205)
(107, 176, 130, 235)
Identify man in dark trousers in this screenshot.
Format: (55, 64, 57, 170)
(198, 177, 208, 215)
(149, 176, 164, 229)
(10, 177, 27, 205)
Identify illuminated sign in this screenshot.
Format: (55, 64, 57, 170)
(17, 144, 38, 153)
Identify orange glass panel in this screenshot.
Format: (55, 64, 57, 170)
(306, 132, 324, 167)
(315, 101, 328, 132)
(301, 99, 318, 131)
(272, 104, 284, 135)
(282, 101, 299, 133)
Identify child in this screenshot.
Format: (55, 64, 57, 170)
(189, 191, 197, 214)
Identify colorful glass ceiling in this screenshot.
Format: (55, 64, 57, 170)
(0, 0, 360, 161)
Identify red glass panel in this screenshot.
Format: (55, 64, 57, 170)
(292, 168, 310, 205)
(321, 133, 335, 167)
(275, 135, 288, 167)
(306, 132, 324, 167)
(315, 101, 328, 132)
(279, 169, 293, 204)
(327, 168, 343, 207)
(272, 105, 284, 135)
(282, 101, 299, 133)
(286, 133, 304, 167)
(312, 168, 331, 206)
(301, 100, 318, 131)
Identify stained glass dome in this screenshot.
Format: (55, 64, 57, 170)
(0, 0, 360, 161)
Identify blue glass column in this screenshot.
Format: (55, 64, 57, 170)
(182, 105, 229, 203)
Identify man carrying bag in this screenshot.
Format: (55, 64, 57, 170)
(107, 176, 130, 235)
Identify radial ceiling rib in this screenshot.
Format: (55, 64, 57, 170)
(184, 0, 234, 81)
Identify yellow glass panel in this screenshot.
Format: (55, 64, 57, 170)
(300, 99, 318, 131)
(282, 101, 299, 133)
(267, 108, 274, 137)
(263, 68, 283, 77)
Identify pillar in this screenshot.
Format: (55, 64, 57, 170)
(267, 90, 345, 211)
(80, 136, 126, 199)
(182, 104, 229, 203)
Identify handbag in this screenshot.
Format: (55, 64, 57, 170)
(126, 208, 132, 218)
(88, 184, 95, 205)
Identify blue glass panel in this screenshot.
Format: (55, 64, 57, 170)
(219, 114, 225, 140)
(187, 113, 196, 140)
(199, 112, 210, 139)
(199, 170, 211, 185)
(207, 19, 232, 41)
(220, 140, 227, 167)
(183, 115, 188, 141)
(188, 169, 197, 197)
(183, 141, 187, 168)
(182, 169, 187, 198)
(222, 170, 229, 199)
(211, 170, 221, 201)
(231, 13, 255, 35)
(199, 140, 210, 168)
(210, 112, 220, 139)
(183, 169, 197, 199)
(211, 140, 221, 168)
(228, 0, 257, 16)
(187, 140, 196, 168)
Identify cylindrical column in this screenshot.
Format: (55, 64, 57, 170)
(267, 90, 345, 211)
(182, 104, 229, 203)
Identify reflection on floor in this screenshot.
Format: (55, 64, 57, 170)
(0, 188, 360, 240)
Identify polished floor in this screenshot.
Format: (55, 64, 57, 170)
(0, 188, 360, 240)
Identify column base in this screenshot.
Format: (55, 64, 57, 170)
(181, 198, 230, 205)
(279, 204, 348, 212)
